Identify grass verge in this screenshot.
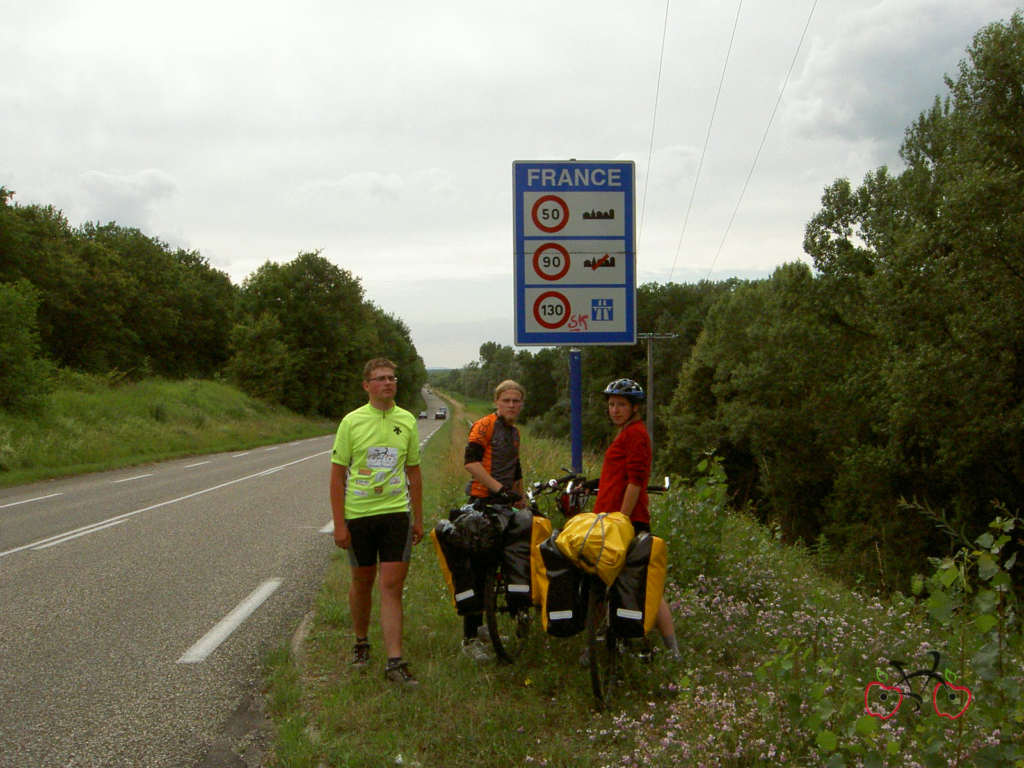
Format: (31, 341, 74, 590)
(0, 373, 335, 487)
(263, 399, 1023, 768)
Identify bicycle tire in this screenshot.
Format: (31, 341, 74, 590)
(484, 566, 530, 663)
(587, 579, 618, 708)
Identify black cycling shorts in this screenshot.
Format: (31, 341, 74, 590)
(631, 520, 651, 535)
(346, 512, 412, 567)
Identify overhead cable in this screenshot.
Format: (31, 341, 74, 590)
(639, 0, 672, 241)
(668, 0, 744, 282)
(703, 0, 820, 281)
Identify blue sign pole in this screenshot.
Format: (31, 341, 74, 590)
(569, 348, 582, 473)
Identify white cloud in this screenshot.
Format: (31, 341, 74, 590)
(75, 169, 178, 229)
(3, 0, 1019, 367)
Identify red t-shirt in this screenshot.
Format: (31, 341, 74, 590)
(593, 419, 651, 524)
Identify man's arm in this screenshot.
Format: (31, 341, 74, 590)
(330, 463, 350, 549)
(465, 461, 526, 507)
(406, 464, 423, 544)
(464, 461, 501, 495)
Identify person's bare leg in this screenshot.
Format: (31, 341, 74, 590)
(379, 561, 410, 658)
(656, 598, 679, 654)
(350, 565, 377, 640)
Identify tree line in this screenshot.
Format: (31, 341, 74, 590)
(0, 194, 426, 416)
(434, 13, 1024, 591)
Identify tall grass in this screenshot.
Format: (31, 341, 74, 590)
(0, 372, 335, 486)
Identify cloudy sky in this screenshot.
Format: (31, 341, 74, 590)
(3, 0, 1019, 367)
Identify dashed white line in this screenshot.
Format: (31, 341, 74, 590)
(177, 579, 283, 663)
(0, 492, 64, 509)
(185, 461, 211, 469)
(112, 474, 153, 484)
(232, 452, 250, 458)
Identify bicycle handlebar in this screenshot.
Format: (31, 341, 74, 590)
(527, 472, 670, 511)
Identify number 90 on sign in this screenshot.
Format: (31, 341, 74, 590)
(533, 291, 571, 329)
(532, 243, 570, 281)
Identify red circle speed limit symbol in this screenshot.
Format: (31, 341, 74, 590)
(533, 291, 571, 329)
(531, 195, 569, 233)
(532, 243, 570, 281)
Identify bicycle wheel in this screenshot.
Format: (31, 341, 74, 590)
(484, 566, 530, 663)
(587, 578, 618, 709)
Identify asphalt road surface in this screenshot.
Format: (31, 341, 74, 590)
(0, 392, 448, 767)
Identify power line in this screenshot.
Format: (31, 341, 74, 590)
(704, 0, 820, 281)
(639, 0, 671, 241)
(668, 0, 744, 282)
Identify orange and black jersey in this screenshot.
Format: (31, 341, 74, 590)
(464, 412, 521, 498)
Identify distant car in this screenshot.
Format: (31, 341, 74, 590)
(418, 411, 428, 419)
(434, 408, 447, 420)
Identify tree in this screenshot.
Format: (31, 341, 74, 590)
(231, 252, 371, 415)
(228, 251, 429, 417)
(516, 346, 563, 420)
(168, 249, 237, 377)
(797, 11, 1024, 583)
(0, 281, 55, 411)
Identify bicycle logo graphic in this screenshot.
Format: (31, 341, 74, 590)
(864, 651, 973, 721)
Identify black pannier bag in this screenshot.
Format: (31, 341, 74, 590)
(538, 533, 587, 637)
(608, 532, 667, 638)
(499, 506, 535, 609)
(432, 518, 483, 615)
(449, 504, 507, 556)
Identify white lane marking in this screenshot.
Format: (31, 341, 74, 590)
(185, 461, 211, 469)
(0, 492, 64, 509)
(33, 519, 127, 550)
(0, 450, 330, 560)
(232, 452, 250, 458)
(177, 579, 282, 664)
(112, 474, 153, 484)
(264, 446, 279, 451)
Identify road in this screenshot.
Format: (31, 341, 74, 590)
(0, 393, 448, 767)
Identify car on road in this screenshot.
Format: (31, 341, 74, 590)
(434, 408, 447, 420)
(418, 411, 428, 419)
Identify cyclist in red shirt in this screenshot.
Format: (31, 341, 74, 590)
(594, 378, 679, 658)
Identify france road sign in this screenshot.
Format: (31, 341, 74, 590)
(513, 160, 636, 345)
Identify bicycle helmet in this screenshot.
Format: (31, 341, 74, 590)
(602, 378, 645, 403)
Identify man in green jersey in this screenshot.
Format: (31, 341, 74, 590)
(330, 358, 424, 685)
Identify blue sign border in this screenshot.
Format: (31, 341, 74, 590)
(513, 160, 636, 345)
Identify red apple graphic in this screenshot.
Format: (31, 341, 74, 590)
(932, 682, 972, 719)
(864, 682, 903, 719)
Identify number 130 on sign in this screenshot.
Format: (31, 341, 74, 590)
(533, 291, 571, 329)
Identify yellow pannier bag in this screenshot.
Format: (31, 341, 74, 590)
(609, 533, 668, 637)
(529, 515, 553, 606)
(555, 511, 635, 586)
(644, 536, 668, 633)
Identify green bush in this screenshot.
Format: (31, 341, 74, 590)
(656, 454, 727, 584)
(0, 281, 55, 412)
